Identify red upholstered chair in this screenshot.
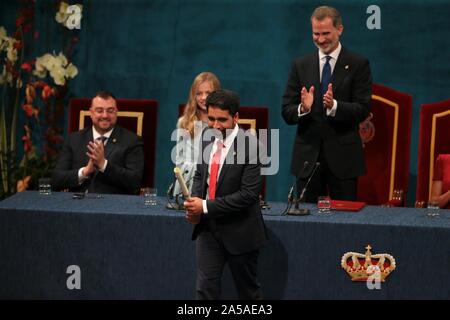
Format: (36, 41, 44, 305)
(415, 98, 450, 207)
(356, 84, 412, 206)
(178, 105, 269, 199)
(68, 98, 158, 188)
(177, 105, 269, 132)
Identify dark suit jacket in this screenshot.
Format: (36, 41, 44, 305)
(282, 47, 372, 179)
(51, 126, 144, 194)
(191, 128, 267, 255)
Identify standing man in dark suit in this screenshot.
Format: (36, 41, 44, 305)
(282, 5, 372, 202)
(52, 91, 144, 194)
(184, 89, 267, 300)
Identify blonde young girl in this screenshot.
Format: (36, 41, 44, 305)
(171, 72, 221, 199)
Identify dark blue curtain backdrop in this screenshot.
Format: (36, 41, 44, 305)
(1, 0, 449, 204)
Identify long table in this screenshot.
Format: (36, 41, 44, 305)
(1, 191, 449, 299)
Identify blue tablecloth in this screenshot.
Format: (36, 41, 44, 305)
(1, 191, 449, 299)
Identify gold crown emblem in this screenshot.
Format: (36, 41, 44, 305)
(341, 245, 396, 282)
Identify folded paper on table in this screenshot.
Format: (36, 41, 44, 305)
(330, 200, 366, 212)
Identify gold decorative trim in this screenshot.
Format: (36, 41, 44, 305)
(79, 110, 89, 130)
(238, 119, 257, 135)
(428, 109, 450, 200)
(78, 110, 144, 136)
(371, 95, 399, 200)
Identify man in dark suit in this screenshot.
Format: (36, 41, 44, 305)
(184, 89, 267, 300)
(52, 91, 144, 194)
(282, 5, 372, 202)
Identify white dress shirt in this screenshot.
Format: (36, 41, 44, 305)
(202, 124, 239, 213)
(78, 127, 114, 183)
(298, 42, 342, 118)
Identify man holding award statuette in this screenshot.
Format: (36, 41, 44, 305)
(182, 89, 267, 300)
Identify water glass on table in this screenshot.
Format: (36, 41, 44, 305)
(317, 196, 331, 214)
(38, 178, 52, 195)
(426, 201, 440, 218)
(143, 187, 158, 206)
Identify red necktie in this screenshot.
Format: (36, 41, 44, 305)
(208, 141, 224, 200)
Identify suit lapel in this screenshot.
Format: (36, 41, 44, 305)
(311, 52, 321, 102)
(309, 52, 323, 113)
(215, 160, 229, 194)
(104, 127, 118, 159)
(201, 129, 238, 198)
(215, 134, 239, 192)
(331, 47, 351, 93)
(82, 128, 94, 163)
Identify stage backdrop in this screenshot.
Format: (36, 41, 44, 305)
(1, 0, 449, 204)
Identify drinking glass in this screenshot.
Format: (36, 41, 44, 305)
(143, 188, 158, 206)
(426, 201, 440, 218)
(317, 196, 331, 214)
(38, 178, 52, 195)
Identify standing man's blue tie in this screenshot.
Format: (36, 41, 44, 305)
(321, 55, 332, 97)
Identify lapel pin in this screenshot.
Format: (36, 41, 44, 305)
(345, 65, 349, 70)
(112, 138, 117, 143)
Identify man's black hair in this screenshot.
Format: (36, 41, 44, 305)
(205, 89, 240, 116)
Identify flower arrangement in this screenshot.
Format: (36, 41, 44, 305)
(0, 1, 82, 199)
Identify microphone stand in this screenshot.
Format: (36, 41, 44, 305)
(287, 162, 320, 216)
(166, 172, 192, 211)
(174, 194, 185, 210)
(282, 161, 308, 215)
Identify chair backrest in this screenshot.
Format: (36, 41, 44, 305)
(178, 104, 269, 198)
(416, 98, 450, 206)
(68, 98, 158, 188)
(357, 84, 412, 205)
(177, 105, 269, 131)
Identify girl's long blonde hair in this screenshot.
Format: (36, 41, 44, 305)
(179, 72, 221, 137)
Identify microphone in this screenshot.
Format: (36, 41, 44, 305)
(299, 162, 320, 202)
(167, 180, 175, 198)
(287, 161, 309, 203)
(287, 162, 320, 216)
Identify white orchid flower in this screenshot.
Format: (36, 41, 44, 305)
(0, 26, 7, 47)
(55, 2, 69, 24)
(5, 38, 18, 63)
(32, 52, 77, 86)
(65, 63, 78, 78)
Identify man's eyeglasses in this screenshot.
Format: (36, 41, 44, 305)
(92, 107, 117, 115)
